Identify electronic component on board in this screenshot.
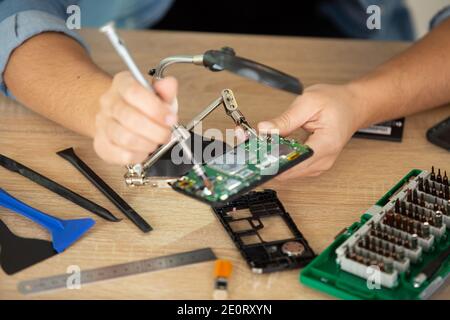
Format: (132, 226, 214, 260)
(301, 167, 450, 300)
(171, 137, 313, 205)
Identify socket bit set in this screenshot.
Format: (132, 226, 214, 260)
(301, 168, 450, 300)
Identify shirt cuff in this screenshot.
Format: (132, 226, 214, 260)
(430, 5, 450, 29)
(0, 10, 88, 97)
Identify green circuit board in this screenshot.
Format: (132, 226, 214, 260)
(171, 136, 313, 205)
(300, 168, 450, 300)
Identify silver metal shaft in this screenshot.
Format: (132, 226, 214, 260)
(152, 55, 204, 80)
(142, 96, 224, 170)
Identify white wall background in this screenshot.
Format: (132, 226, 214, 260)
(405, 0, 450, 38)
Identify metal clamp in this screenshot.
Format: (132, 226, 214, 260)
(125, 88, 257, 187)
(221, 89, 259, 139)
(123, 48, 264, 187)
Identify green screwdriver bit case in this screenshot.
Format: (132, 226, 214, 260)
(300, 169, 450, 300)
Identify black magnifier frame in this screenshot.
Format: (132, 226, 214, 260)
(202, 47, 304, 95)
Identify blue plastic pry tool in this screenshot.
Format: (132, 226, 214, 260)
(0, 189, 95, 253)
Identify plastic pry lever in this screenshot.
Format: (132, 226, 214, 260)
(57, 148, 152, 233)
(0, 219, 57, 275)
(0, 154, 120, 222)
(0, 189, 95, 253)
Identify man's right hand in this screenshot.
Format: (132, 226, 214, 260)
(94, 71, 178, 165)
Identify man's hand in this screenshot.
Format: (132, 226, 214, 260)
(94, 72, 178, 165)
(256, 19, 450, 180)
(258, 84, 365, 179)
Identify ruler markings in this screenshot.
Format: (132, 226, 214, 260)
(18, 248, 216, 294)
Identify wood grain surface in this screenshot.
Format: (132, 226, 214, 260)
(0, 29, 448, 300)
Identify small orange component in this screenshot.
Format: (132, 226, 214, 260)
(214, 259, 233, 278)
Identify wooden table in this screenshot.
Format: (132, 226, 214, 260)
(0, 29, 449, 300)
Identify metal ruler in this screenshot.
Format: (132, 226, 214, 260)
(18, 248, 216, 294)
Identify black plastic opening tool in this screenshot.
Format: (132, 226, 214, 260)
(0, 154, 120, 222)
(0, 219, 57, 275)
(57, 148, 152, 233)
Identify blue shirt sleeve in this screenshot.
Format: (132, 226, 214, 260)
(0, 0, 87, 97)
